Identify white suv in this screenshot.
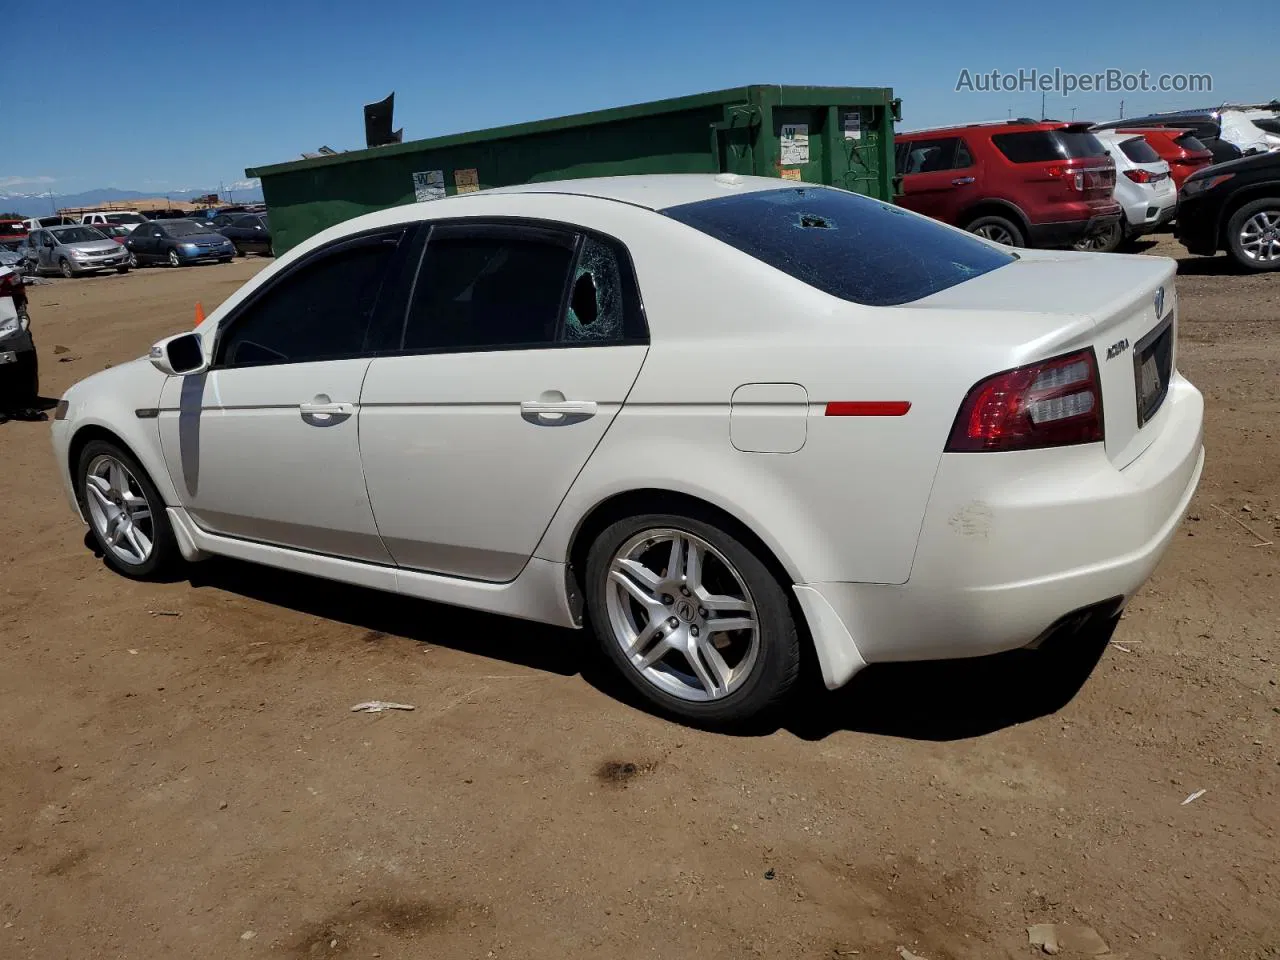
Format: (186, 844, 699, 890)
(1079, 131, 1177, 252)
(79, 211, 148, 233)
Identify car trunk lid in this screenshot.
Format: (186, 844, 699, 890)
(912, 250, 1178, 468)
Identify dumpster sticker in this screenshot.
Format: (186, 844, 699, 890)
(842, 110, 862, 141)
(780, 123, 809, 165)
(454, 168, 480, 194)
(413, 170, 445, 202)
(780, 168, 803, 181)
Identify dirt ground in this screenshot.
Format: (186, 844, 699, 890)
(1, 239, 1276, 960)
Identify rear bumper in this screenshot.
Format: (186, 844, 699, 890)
(1027, 212, 1122, 248)
(1123, 192, 1178, 235)
(800, 375, 1204, 689)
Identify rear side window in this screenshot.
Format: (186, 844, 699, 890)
(992, 130, 1109, 162)
(1118, 137, 1161, 164)
(663, 187, 1015, 307)
(1174, 133, 1207, 153)
(217, 232, 403, 367)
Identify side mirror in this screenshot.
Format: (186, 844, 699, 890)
(149, 332, 209, 377)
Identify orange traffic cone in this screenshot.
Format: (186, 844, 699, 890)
(194, 301, 205, 327)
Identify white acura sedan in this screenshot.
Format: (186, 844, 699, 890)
(50, 175, 1204, 725)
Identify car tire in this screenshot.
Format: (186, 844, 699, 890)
(1072, 221, 1122, 254)
(116, 265, 130, 274)
(218, 256, 233, 264)
(584, 512, 801, 727)
(235, 244, 246, 258)
(1226, 198, 1280, 272)
(168, 249, 182, 268)
(127, 252, 139, 268)
(966, 215, 1025, 247)
(76, 439, 179, 580)
(59, 258, 74, 279)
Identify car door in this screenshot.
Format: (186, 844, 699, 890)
(359, 221, 649, 582)
(895, 136, 975, 225)
(157, 225, 415, 561)
(127, 224, 158, 262)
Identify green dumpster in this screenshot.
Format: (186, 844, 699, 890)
(246, 84, 902, 255)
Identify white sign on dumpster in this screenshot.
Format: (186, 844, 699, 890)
(780, 123, 809, 165)
(412, 170, 445, 202)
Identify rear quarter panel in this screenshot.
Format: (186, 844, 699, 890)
(533, 215, 1070, 586)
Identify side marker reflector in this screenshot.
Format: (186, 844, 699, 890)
(825, 401, 911, 417)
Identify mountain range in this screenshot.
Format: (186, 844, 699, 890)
(0, 182, 264, 217)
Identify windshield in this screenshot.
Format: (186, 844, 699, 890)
(52, 226, 107, 244)
(662, 187, 1014, 307)
(106, 213, 147, 224)
(161, 220, 208, 237)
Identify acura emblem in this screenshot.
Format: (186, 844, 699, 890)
(1154, 287, 1165, 318)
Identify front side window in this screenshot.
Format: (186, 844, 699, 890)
(401, 227, 575, 352)
(663, 186, 1014, 307)
(217, 231, 403, 367)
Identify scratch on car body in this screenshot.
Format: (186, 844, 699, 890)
(949, 501, 993, 538)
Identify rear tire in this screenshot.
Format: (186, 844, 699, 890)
(1226, 198, 1280, 271)
(1073, 220, 1122, 253)
(585, 512, 800, 727)
(76, 439, 179, 580)
(966, 215, 1025, 247)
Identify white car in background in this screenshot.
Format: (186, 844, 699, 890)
(48, 175, 1204, 725)
(1080, 131, 1178, 251)
(79, 210, 148, 233)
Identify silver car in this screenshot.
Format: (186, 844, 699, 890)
(24, 225, 131, 278)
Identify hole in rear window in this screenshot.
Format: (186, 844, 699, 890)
(662, 187, 1014, 307)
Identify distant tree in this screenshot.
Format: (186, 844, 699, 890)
(0, 212, 24, 219)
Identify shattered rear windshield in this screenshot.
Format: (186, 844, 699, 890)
(662, 187, 1014, 307)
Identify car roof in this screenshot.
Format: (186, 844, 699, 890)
(483, 174, 801, 211)
(896, 120, 1079, 139)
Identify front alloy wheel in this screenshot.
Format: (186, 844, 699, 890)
(168, 248, 181, 267)
(586, 513, 800, 725)
(84, 454, 156, 567)
(1236, 206, 1280, 266)
(77, 440, 179, 579)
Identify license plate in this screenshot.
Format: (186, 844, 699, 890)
(0, 350, 15, 365)
(1133, 315, 1174, 427)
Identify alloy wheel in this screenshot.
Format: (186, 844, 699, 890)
(59, 259, 73, 278)
(1239, 209, 1280, 263)
(84, 454, 155, 566)
(168, 249, 181, 267)
(605, 528, 759, 702)
(973, 223, 1015, 245)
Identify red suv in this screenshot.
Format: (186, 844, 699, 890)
(895, 121, 1121, 248)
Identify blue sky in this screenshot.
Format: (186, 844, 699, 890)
(7, 0, 1268, 197)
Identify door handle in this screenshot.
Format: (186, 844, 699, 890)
(300, 395, 354, 424)
(520, 399, 598, 426)
(951, 176, 975, 186)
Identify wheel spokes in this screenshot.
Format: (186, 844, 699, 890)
(706, 616, 755, 635)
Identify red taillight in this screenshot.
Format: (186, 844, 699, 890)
(0, 271, 20, 297)
(946, 349, 1104, 453)
(1124, 169, 1154, 183)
